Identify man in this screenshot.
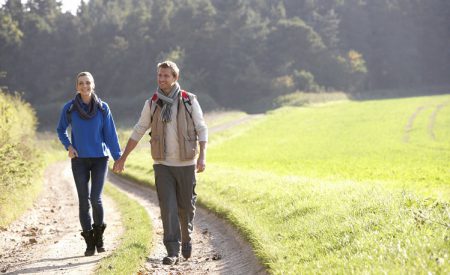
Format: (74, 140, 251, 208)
(113, 61, 207, 265)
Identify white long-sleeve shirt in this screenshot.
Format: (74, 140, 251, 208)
(130, 95, 208, 166)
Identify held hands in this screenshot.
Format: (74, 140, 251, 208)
(68, 144, 127, 173)
(113, 156, 203, 173)
(68, 145, 78, 158)
(113, 157, 126, 173)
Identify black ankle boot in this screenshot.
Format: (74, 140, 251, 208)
(93, 223, 107, 253)
(80, 230, 95, 256)
(182, 242, 192, 259)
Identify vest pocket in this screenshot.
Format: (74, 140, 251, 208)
(184, 137, 198, 159)
(150, 135, 163, 160)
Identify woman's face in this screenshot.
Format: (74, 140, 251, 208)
(77, 75, 94, 97)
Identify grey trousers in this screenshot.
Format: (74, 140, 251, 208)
(153, 164, 197, 256)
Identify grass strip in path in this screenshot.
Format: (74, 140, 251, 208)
(95, 183, 153, 275)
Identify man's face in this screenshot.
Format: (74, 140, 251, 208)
(157, 67, 177, 93)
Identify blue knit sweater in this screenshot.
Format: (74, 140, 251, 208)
(56, 100, 122, 160)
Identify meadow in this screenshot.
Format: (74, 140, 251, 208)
(118, 94, 449, 274)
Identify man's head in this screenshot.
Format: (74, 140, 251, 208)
(157, 61, 179, 93)
(157, 61, 180, 78)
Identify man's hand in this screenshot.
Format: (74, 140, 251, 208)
(196, 155, 206, 173)
(196, 141, 207, 173)
(113, 138, 138, 173)
(113, 157, 126, 173)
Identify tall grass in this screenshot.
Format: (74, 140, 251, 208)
(0, 91, 42, 227)
(120, 95, 450, 274)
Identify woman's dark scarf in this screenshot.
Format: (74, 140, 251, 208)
(73, 92, 103, 120)
(156, 82, 180, 123)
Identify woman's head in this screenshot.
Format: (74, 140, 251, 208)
(76, 72, 95, 96)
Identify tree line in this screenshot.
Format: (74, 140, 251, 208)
(1, 0, 449, 127)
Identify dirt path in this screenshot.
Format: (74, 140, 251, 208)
(403, 100, 449, 142)
(0, 162, 123, 274)
(428, 100, 449, 140)
(108, 173, 266, 274)
(106, 112, 266, 274)
(403, 105, 425, 143)
(1, 113, 266, 274)
(208, 114, 264, 134)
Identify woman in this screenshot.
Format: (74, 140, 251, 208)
(56, 72, 121, 256)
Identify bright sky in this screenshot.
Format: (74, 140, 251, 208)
(0, 0, 85, 15)
(60, 0, 83, 14)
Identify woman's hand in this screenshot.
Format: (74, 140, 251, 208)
(68, 145, 78, 158)
(113, 157, 126, 173)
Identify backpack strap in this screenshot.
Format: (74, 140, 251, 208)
(66, 100, 75, 125)
(149, 90, 193, 121)
(181, 90, 197, 136)
(148, 92, 158, 136)
(149, 92, 158, 124)
(97, 98, 106, 113)
(148, 90, 195, 136)
(181, 90, 193, 119)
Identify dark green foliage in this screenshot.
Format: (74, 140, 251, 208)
(293, 70, 320, 92)
(0, 0, 449, 127)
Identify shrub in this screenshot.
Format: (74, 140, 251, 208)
(274, 90, 349, 107)
(0, 90, 39, 193)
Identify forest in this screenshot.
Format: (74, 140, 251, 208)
(1, 0, 449, 127)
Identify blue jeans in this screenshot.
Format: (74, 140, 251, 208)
(71, 157, 108, 232)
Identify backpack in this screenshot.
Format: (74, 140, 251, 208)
(149, 90, 194, 124)
(148, 90, 194, 137)
(66, 100, 106, 125)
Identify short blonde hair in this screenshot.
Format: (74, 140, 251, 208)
(157, 61, 180, 78)
(76, 71, 95, 91)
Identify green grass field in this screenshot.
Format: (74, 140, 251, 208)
(119, 94, 449, 274)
